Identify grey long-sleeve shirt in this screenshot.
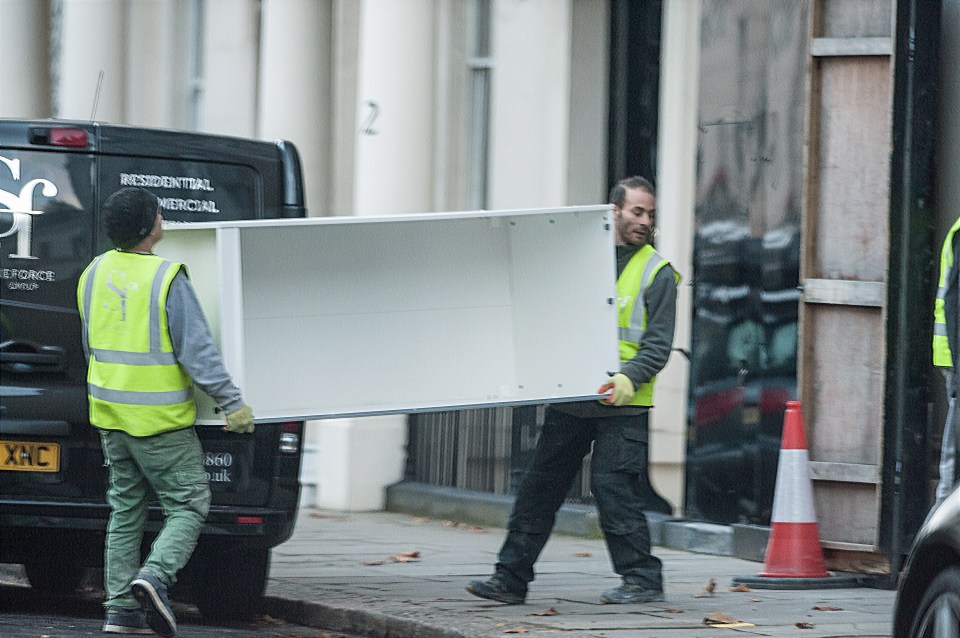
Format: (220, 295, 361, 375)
(166, 269, 245, 414)
(553, 244, 678, 418)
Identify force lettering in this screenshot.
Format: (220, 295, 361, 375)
(1, 268, 55, 282)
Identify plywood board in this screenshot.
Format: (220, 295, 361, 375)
(813, 481, 879, 547)
(159, 206, 621, 423)
(812, 57, 891, 281)
(803, 304, 884, 465)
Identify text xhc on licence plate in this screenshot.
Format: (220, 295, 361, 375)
(0, 440, 61, 472)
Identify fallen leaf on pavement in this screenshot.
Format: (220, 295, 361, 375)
(693, 578, 717, 597)
(503, 626, 529, 634)
(363, 560, 385, 566)
(703, 611, 735, 625)
(309, 511, 350, 520)
(530, 607, 559, 616)
(390, 551, 421, 562)
(730, 583, 751, 592)
(411, 517, 431, 524)
(665, 608, 685, 614)
(255, 614, 285, 625)
(796, 621, 815, 629)
(575, 550, 592, 557)
(812, 605, 842, 611)
(461, 524, 489, 533)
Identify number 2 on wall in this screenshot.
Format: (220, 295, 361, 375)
(361, 101, 379, 136)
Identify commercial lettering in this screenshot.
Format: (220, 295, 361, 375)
(158, 197, 221, 214)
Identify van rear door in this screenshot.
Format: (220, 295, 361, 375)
(0, 134, 97, 501)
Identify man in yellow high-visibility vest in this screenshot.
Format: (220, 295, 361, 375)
(932, 217, 960, 512)
(467, 176, 679, 605)
(78, 187, 254, 637)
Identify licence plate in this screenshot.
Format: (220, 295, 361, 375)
(0, 440, 61, 472)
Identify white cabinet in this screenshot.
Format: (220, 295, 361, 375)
(159, 205, 619, 423)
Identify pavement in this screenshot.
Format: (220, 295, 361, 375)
(263, 507, 897, 638)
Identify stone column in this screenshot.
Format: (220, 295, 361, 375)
(57, 0, 125, 122)
(0, 0, 51, 118)
(204, 0, 260, 137)
(487, 0, 572, 209)
(258, 0, 332, 213)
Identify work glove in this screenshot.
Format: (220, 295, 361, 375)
(223, 404, 255, 434)
(598, 373, 635, 407)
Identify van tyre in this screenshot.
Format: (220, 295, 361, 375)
(910, 566, 960, 637)
(24, 557, 86, 594)
(194, 546, 270, 622)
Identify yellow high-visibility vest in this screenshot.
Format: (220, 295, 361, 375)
(616, 245, 680, 406)
(933, 218, 960, 367)
(78, 250, 195, 435)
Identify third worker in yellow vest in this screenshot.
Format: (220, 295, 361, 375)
(931, 216, 960, 513)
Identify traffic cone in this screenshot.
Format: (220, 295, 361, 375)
(732, 401, 860, 589)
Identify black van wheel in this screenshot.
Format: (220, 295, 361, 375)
(24, 558, 86, 594)
(194, 546, 270, 622)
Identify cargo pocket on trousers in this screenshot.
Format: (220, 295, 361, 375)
(175, 465, 212, 516)
(616, 424, 648, 474)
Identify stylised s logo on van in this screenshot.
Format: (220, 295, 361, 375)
(0, 155, 59, 260)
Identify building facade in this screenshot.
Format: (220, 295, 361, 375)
(4, 1, 960, 571)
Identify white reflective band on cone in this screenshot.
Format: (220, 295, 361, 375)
(769, 449, 817, 523)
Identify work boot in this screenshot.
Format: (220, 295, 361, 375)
(131, 570, 177, 637)
(102, 606, 152, 634)
(466, 573, 527, 604)
(600, 582, 664, 604)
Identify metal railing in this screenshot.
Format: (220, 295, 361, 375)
(405, 405, 594, 503)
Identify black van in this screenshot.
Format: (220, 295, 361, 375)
(0, 120, 306, 619)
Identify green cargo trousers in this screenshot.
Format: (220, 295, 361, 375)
(99, 426, 211, 609)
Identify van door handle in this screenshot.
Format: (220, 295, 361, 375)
(0, 340, 66, 372)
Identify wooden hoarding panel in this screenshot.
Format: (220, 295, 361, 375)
(799, 0, 893, 558)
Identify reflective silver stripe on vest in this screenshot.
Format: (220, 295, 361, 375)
(88, 383, 193, 406)
(938, 284, 948, 301)
(935, 323, 948, 337)
(149, 261, 174, 353)
(81, 255, 106, 361)
(91, 348, 178, 365)
(618, 255, 666, 344)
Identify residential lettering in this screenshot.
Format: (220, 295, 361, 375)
(119, 173, 215, 191)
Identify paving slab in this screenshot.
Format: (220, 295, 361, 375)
(264, 509, 895, 638)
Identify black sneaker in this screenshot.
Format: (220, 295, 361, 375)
(600, 583, 664, 604)
(131, 571, 177, 637)
(466, 574, 527, 604)
(102, 606, 153, 634)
